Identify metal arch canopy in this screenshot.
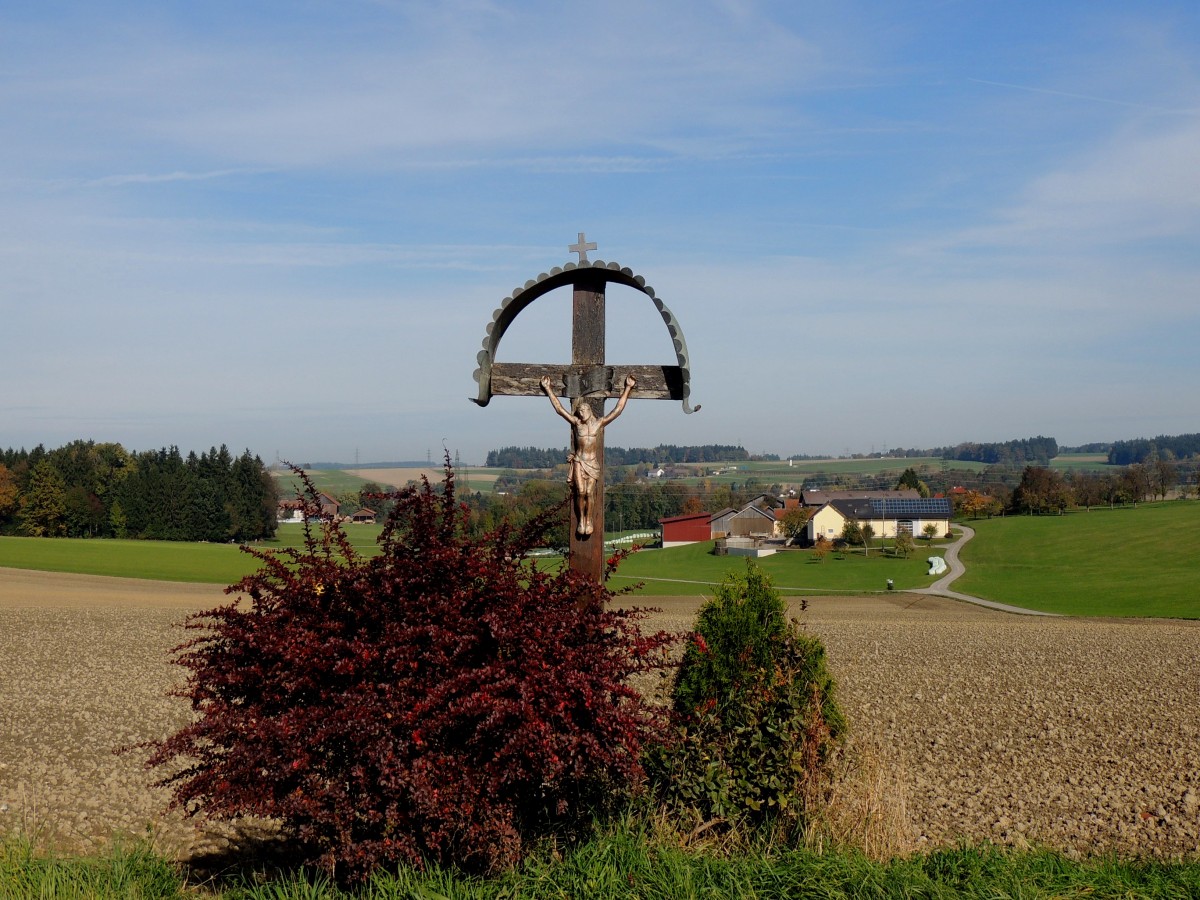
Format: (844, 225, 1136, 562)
(471, 259, 699, 413)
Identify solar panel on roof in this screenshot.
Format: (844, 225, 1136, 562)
(869, 498, 952, 516)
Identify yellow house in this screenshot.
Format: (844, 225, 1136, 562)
(807, 497, 952, 543)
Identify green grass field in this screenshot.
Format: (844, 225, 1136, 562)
(0, 523, 384, 584)
(1049, 452, 1113, 471)
(609, 540, 941, 595)
(5, 502, 1198, 617)
(956, 501, 1199, 617)
(272, 468, 377, 498)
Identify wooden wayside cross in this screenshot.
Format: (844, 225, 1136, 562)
(472, 234, 699, 582)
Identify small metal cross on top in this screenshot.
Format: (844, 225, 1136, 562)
(568, 232, 596, 263)
(471, 235, 699, 582)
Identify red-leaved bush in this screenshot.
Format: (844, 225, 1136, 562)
(146, 463, 674, 880)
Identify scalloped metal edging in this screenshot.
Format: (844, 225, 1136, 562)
(471, 259, 698, 414)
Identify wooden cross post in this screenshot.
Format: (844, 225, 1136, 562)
(564, 267, 611, 578)
(471, 235, 699, 583)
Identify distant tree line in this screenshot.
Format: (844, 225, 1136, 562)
(1107, 433, 1200, 466)
(939, 436, 1058, 465)
(873, 436, 1060, 465)
(486, 444, 749, 468)
(0, 440, 278, 541)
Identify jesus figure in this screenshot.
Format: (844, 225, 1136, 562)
(540, 373, 636, 537)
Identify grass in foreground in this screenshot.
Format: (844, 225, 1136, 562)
(0, 838, 188, 899)
(956, 501, 1200, 617)
(4, 831, 1199, 899)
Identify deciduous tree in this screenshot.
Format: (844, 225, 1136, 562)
(19, 461, 68, 537)
(812, 534, 832, 562)
(1012, 466, 1072, 515)
(0, 464, 18, 529)
(1122, 464, 1151, 506)
(778, 506, 812, 545)
(860, 522, 875, 556)
(1152, 457, 1178, 500)
(1068, 471, 1104, 511)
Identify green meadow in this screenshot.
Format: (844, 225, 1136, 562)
(956, 501, 1200, 617)
(1049, 452, 1113, 471)
(609, 540, 941, 595)
(272, 468, 376, 497)
(0, 523, 384, 585)
(4, 503, 1199, 617)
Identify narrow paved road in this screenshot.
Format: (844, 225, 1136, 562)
(908, 523, 1061, 616)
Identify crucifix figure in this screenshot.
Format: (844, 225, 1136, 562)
(471, 236, 699, 582)
(540, 372, 636, 536)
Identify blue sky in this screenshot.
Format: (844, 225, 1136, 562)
(3, 1, 1198, 465)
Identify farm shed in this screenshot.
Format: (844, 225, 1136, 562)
(661, 499, 791, 547)
(707, 507, 739, 538)
(660, 512, 713, 547)
(727, 504, 778, 537)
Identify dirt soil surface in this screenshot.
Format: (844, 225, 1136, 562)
(2, 570, 1198, 862)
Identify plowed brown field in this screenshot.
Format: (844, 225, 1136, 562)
(1, 570, 1197, 861)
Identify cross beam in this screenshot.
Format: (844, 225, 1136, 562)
(487, 363, 685, 401)
(471, 244, 698, 582)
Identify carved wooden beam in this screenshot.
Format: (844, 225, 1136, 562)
(488, 363, 685, 401)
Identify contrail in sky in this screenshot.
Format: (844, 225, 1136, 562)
(969, 78, 1197, 116)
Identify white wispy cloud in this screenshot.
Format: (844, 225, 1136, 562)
(83, 168, 268, 187)
(929, 118, 1200, 252)
(3, 1, 834, 170)
(968, 78, 1200, 117)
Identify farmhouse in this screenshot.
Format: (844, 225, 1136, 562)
(276, 492, 341, 523)
(807, 496, 952, 544)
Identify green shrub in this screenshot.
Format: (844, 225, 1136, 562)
(671, 563, 786, 716)
(648, 562, 844, 834)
